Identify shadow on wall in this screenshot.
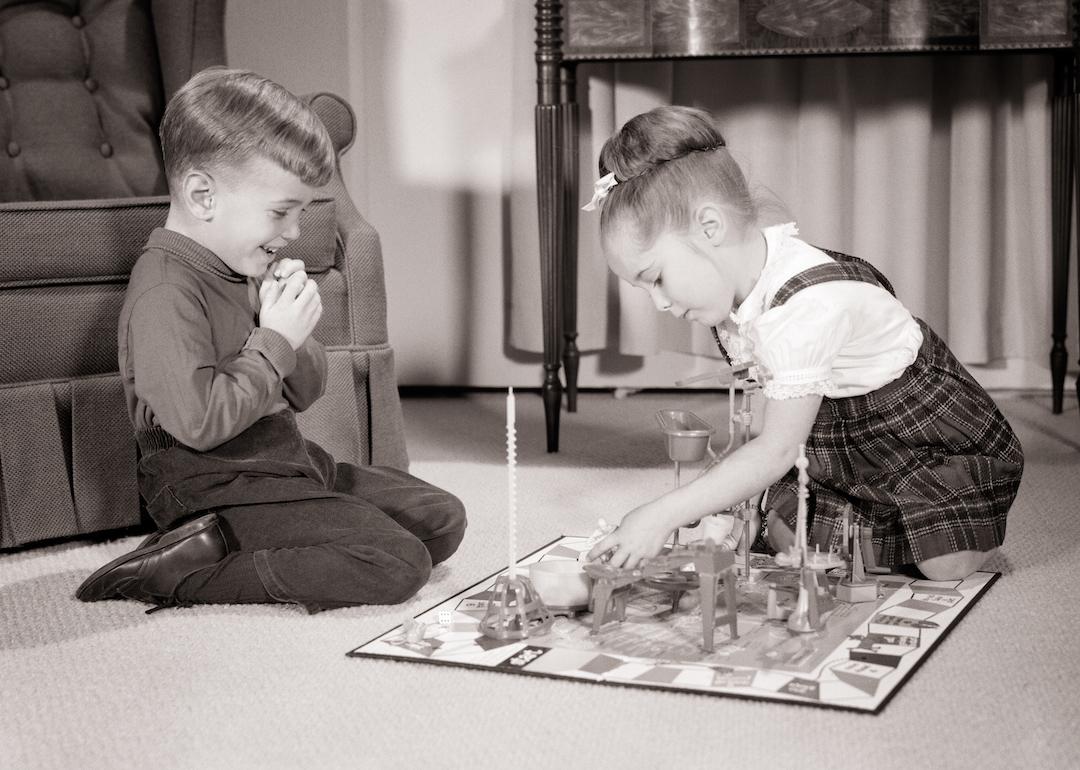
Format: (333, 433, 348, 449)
(407, 0, 652, 383)
(361, 0, 490, 385)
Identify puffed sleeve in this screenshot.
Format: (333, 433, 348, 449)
(747, 292, 853, 400)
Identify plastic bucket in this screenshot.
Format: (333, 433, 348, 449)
(655, 409, 715, 463)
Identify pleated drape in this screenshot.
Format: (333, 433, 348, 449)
(511, 55, 1055, 378)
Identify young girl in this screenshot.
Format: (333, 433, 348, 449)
(584, 106, 1023, 581)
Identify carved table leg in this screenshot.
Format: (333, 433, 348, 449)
(561, 64, 580, 413)
(536, 0, 565, 451)
(1051, 52, 1077, 413)
(1073, 54, 1080, 409)
(537, 105, 565, 452)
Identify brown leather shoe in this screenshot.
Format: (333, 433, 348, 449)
(132, 529, 164, 551)
(76, 513, 227, 607)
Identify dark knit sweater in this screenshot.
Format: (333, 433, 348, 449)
(118, 228, 327, 452)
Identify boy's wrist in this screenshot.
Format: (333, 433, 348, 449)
(244, 327, 297, 377)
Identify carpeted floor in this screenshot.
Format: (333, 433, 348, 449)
(1, 390, 1078, 769)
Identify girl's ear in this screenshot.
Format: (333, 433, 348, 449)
(695, 203, 728, 245)
(181, 171, 216, 221)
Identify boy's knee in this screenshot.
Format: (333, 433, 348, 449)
(916, 549, 990, 581)
(440, 493, 467, 540)
(421, 492, 466, 566)
(426, 489, 467, 534)
(323, 536, 432, 606)
(381, 537, 433, 604)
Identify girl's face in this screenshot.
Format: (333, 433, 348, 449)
(604, 224, 737, 328)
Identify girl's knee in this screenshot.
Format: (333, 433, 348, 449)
(766, 510, 795, 553)
(916, 549, 990, 581)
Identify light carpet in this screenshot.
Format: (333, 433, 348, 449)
(1, 390, 1077, 770)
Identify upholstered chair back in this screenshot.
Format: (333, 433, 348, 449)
(0, 0, 407, 549)
(0, 0, 224, 202)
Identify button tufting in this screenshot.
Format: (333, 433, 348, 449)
(71, 15, 85, 28)
(99, 142, 113, 158)
(84, 78, 98, 92)
(0, 76, 8, 90)
(7, 141, 20, 157)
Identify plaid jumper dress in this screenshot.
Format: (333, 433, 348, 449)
(760, 251, 1024, 568)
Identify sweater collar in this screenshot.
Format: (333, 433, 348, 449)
(144, 228, 247, 283)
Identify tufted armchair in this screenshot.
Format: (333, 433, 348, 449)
(0, 0, 408, 549)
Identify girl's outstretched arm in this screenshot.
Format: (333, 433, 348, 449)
(587, 393, 823, 569)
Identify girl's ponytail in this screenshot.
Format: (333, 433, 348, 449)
(598, 106, 726, 183)
(594, 106, 757, 247)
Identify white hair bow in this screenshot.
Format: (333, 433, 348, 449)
(581, 172, 618, 211)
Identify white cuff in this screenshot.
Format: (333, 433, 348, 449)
(763, 378, 832, 400)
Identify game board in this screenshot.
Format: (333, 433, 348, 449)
(348, 535, 997, 713)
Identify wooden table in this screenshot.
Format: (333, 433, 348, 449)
(534, 0, 1077, 452)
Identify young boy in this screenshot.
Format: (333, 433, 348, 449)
(77, 68, 466, 612)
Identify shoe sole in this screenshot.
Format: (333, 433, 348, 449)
(76, 513, 220, 602)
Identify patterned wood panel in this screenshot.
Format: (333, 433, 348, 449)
(562, 0, 1073, 58)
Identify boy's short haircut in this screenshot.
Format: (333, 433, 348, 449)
(160, 67, 336, 191)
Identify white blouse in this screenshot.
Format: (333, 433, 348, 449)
(717, 223, 923, 401)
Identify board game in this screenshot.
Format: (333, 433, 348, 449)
(348, 535, 997, 713)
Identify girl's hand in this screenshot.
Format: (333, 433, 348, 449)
(585, 504, 671, 570)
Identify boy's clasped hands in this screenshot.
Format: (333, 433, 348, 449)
(258, 258, 322, 350)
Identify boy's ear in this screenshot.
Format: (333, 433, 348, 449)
(180, 171, 216, 221)
(695, 203, 728, 245)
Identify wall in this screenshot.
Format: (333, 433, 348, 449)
(226, 1, 1068, 392)
(225, 0, 751, 389)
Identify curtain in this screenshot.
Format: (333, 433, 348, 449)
(511, 55, 1055, 380)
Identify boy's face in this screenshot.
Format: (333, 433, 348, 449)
(208, 157, 318, 278)
(605, 224, 736, 328)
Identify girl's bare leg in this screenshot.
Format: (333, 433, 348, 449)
(916, 549, 991, 581)
(765, 509, 795, 553)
